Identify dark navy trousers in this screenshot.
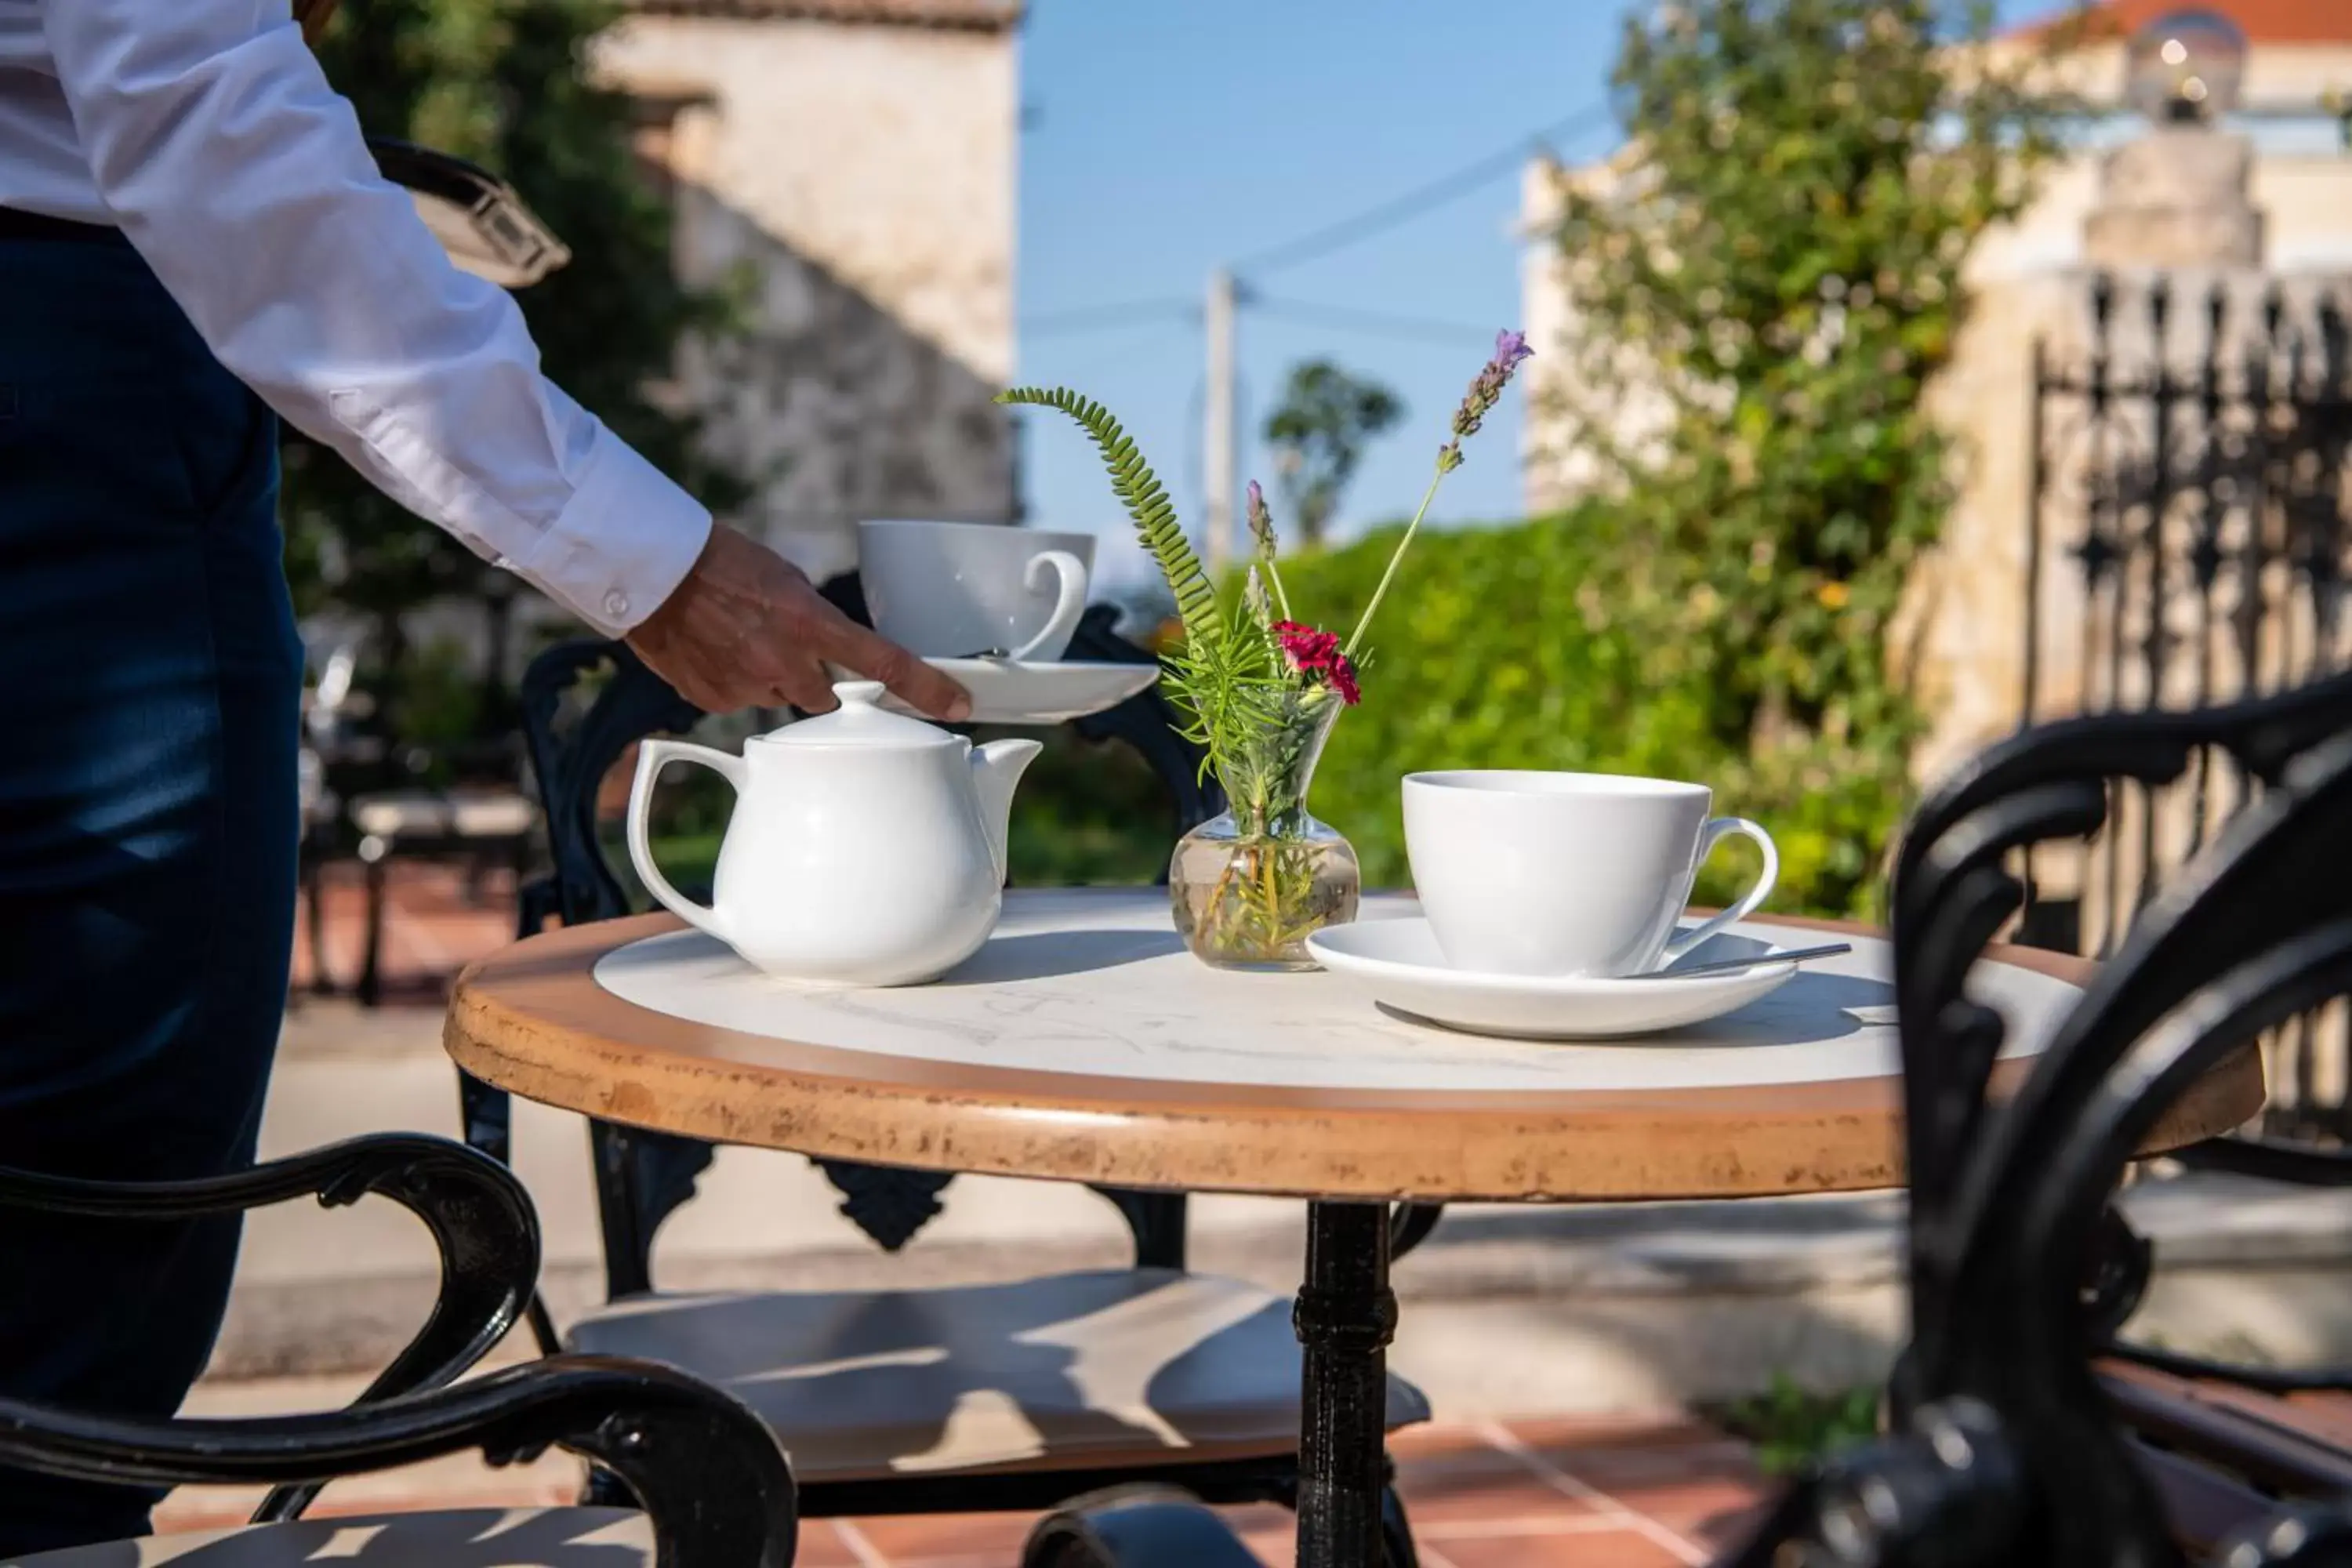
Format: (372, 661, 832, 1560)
(0, 233, 302, 1552)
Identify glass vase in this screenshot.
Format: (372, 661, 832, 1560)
(1169, 697, 1361, 971)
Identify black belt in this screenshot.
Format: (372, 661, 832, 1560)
(0, 207, 130, 245)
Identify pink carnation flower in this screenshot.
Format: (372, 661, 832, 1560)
(1273, 620, 1361, 706)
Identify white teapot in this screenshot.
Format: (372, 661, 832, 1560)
(625, 681, 1042, 985)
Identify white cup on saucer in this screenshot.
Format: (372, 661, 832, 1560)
(858, 520, 1094, 663)
(1402, 770, 1778, 978)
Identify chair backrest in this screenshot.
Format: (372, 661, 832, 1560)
(503, 588, 1216, 1275)
(1065, 604, 1225, 842)
(1889, 666, 2352, 1324)
(515, 639, 702, 934)
(1721, 673, 2352, 1567)
(0, 1355, 797, 1568)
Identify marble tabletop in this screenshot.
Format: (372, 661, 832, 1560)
(445, 890, 2265, 1202)
(591, 890, 2052, 1095)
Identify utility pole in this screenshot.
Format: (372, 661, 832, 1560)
(1203, 266, 1237, 572)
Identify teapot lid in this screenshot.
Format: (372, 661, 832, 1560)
(757, 681, 958, 749)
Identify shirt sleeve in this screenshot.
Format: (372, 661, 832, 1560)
(41, 0, 712, 639)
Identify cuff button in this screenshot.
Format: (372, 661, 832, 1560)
(604, 590, 630, 620)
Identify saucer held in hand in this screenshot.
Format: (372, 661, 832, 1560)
(827, 658, 1157, 726)
(1306, 918, 1802, 1040)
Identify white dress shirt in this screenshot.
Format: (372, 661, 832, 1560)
(0, 0, 711, 637)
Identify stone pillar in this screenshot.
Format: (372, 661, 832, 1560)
(2082, 125, 2263, 269)
(1906, 124, 2276, 786)
(1901, 117, 2285, 922)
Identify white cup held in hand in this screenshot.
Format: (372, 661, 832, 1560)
(858, 520, 1096, 662)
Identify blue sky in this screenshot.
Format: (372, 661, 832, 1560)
(1011, 0, 2056, 595)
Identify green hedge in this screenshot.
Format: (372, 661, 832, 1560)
(1000, 724, 1172, 887)
(1003, 506, 1911, 920)
(1279, 506, 1907, 919)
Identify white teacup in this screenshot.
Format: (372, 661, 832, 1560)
(858, 520, 1094, 663)
(1402, 770, 1778, 978)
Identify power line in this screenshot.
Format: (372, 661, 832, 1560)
(1251, 296, 1501, 347)
(1022, 102, 1612, 343)
(1230, 101, 1616, 278)
(1051, 314, 1198, 384)
(1021, 297, 1196, 336)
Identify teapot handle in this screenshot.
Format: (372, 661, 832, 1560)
(626, 739, 746, 943)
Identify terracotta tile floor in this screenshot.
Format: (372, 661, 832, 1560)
(152, 1416, 1773, 1566)
(292, 860, 524, 1001)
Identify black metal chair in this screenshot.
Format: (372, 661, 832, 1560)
(0, 1132, 796, 1566)
(1010, 678, 2352, 1567)
(1738, 672, 2352, 1567)
(459, 589, 1438, 1555)
(0, 1359, 794, 1568)
(1704, 677, 2352, 1566)
(298, 613, 536, 1009)
(1897, 667, 2352, 1403)
(489, 596, 1214, 1293)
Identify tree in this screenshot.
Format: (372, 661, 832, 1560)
(1262, 360, 1403, 547)
(1539, 0, 2067, 902)
(287, 0, 745, 728)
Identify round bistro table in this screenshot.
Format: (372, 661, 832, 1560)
(446, 889, 2263, 1568)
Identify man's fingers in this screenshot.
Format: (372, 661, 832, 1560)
(768, 655, 839, 714)
(818, 618, 972, 721)
(626, 528, 970, 720)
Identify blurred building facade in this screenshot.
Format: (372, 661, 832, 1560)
(601, 0, 1023, 582)
(1515, 0, 2352, 786)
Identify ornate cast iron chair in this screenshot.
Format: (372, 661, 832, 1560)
(1014, 676, 2352, 1567)
(2014, 273, 2352, 1320)
(1899, 668, 2352, 1392)
(463, 590, 1436, 1555)
(0, 1134, 795, 1567)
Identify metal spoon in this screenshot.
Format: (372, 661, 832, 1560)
(1640, 942, 1852, 979)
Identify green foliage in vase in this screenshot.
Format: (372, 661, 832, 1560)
(1000, 332, 1526, 812)
(1004, 339, 1528, 967)
(1534, 0, 2072, 894)
(993, 387, 1287, 773)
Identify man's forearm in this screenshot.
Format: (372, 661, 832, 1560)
(43, 0, 710, 638)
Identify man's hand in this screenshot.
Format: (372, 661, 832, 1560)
(626, 524, 971, 720)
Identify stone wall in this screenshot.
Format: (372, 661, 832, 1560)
(597, 14, 1019, 583)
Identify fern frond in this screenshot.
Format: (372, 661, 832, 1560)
(996, 387, 1226, 662)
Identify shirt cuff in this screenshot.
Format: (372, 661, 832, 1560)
(507, 425, 713, 639)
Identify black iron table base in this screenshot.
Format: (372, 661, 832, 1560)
(1294, 1200, 1398, 1568)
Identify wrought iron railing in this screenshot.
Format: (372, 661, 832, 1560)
(2020, 269, 2352, 1142)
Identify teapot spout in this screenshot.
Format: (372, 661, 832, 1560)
(969, 738, 1043, 885)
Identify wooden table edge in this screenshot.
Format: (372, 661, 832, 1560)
(444, 906, 2266, 1203)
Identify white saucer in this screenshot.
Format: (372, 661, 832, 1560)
(832, 659, 1160, 726)
(1305, 918, 1802, 1040)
